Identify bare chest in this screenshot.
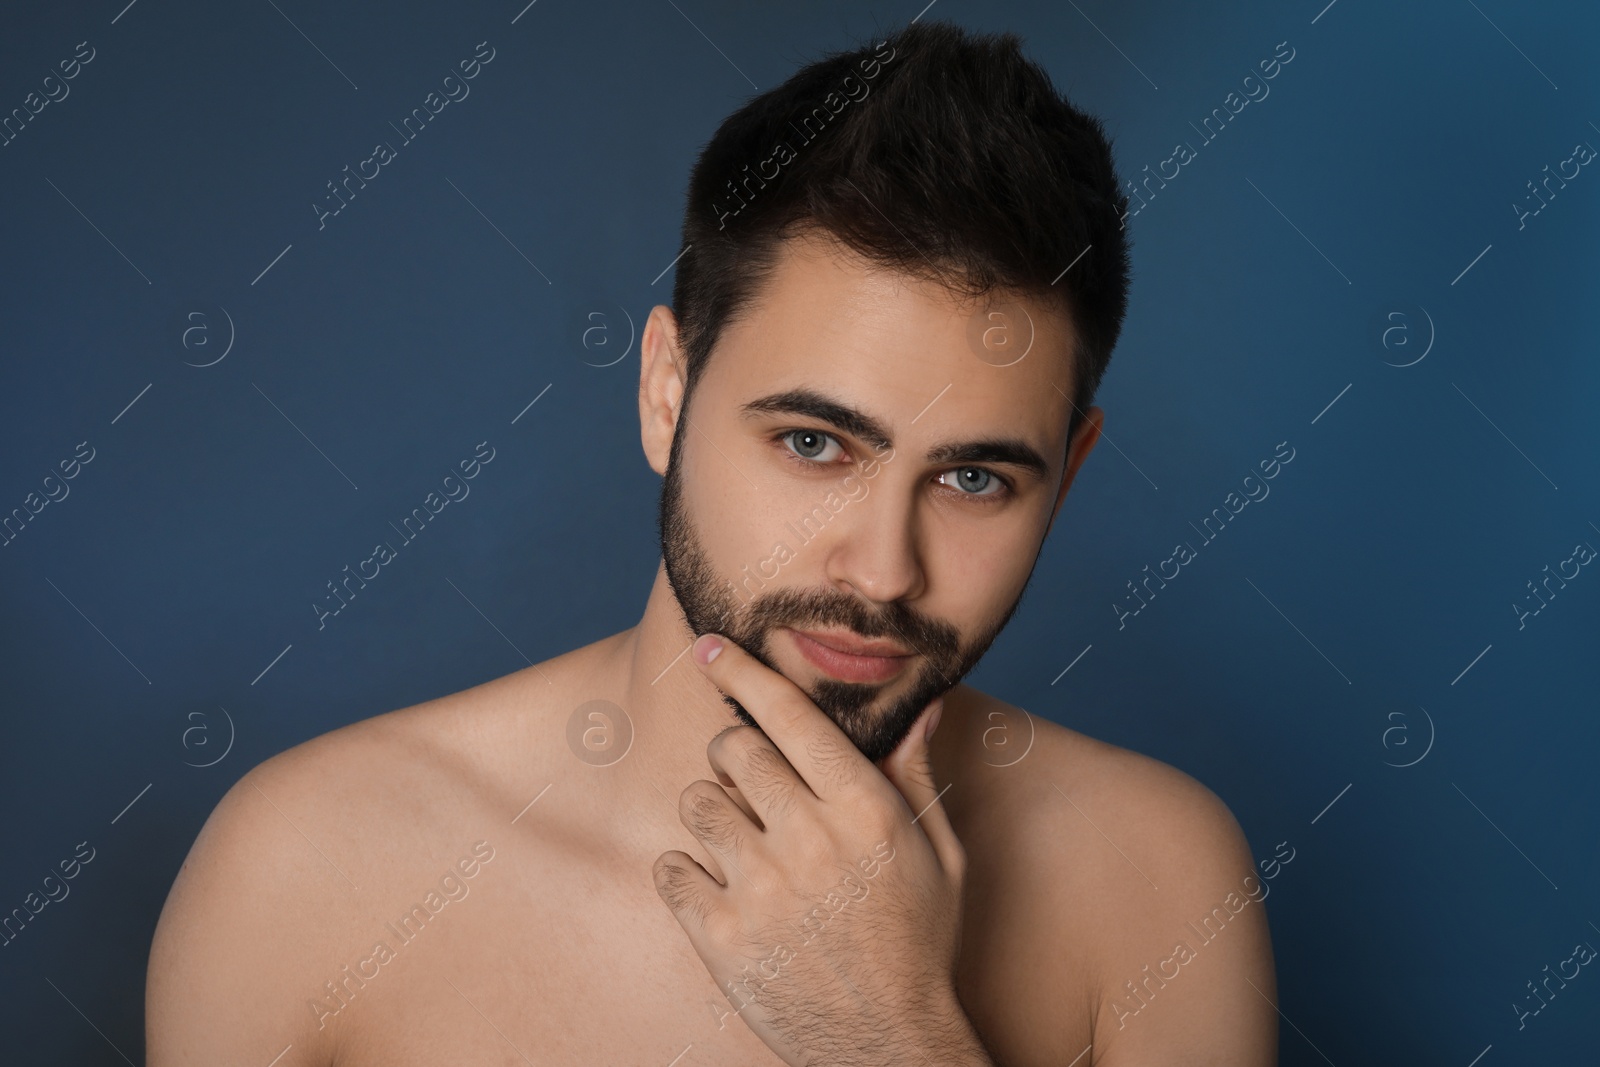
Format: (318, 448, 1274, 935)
(322, 837, 1093, 1067)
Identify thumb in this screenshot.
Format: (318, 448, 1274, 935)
(878, 696, 961, 874)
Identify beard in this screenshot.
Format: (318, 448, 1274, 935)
(657, 413, 1032, 763)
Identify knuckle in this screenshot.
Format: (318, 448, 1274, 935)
(797, 827, 839, 869)
(741, 745, 798, 816)
(705, 723, 736, 754)
(805, 734, 862, 791)
(681, 783, 738, 851)
(653, 857, 693, 908)
(945, 840, 968, 882)
(711, 727, 800, 819)
(703, 904, 742, 943)
(860, 802, 899, 842)
(708, 724, 761, 764)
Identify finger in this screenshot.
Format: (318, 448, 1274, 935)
(712, 773, 764, 830)
(652, 849, 726, 934)
(707, 725, 805, 829)
(678, 779, 763, 887)
(878, 697, 964, 877)
(692, 633, 869, 800)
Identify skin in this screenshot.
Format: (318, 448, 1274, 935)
(146, 230, 1278, 1066)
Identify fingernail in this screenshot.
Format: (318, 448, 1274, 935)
(924, 697, 944, 742)
(693, 634, 724, 665)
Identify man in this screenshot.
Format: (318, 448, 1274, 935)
(148, 19, 1278, 1066)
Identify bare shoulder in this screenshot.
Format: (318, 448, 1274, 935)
(146, 637, 621, 1066)
(937, 687, 1278, 1066)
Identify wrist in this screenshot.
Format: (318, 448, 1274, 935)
(906, 987, 995, 1066)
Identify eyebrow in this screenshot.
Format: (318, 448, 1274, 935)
(739, 388, 1053, 482)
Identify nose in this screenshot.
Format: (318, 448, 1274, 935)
(821, 478, 926, 607)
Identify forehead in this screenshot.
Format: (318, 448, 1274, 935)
(705, 231, 1077, 458)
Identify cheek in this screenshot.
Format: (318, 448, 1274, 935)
(931, 517, 1037, 613)
(682, 444, 790, 565)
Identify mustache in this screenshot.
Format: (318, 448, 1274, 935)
(735, 584, 962, 662)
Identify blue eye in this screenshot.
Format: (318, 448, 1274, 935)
(940, 467, 1003, 496)
(783, 430, 843, 463)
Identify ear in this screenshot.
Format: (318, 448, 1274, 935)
(639, 304, 689, 476)
(1046, 404, 1104, 536)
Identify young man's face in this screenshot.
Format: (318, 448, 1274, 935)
(650, 230, 1101, 762)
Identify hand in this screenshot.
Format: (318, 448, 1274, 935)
(652, 633, 991, 1066)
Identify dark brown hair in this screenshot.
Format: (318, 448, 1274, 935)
(670, 19, 1133, 448)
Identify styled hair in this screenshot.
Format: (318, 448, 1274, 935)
(670, 18, 1133, 447)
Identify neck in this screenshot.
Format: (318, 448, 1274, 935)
(606, 561, 747, 796)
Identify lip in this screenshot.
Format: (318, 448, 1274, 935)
(783, 627, 914, 684)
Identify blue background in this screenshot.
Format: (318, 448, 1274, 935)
(2, 0, 1596, 1062)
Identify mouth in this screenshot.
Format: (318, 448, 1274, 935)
(781, 627, 915, 684)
